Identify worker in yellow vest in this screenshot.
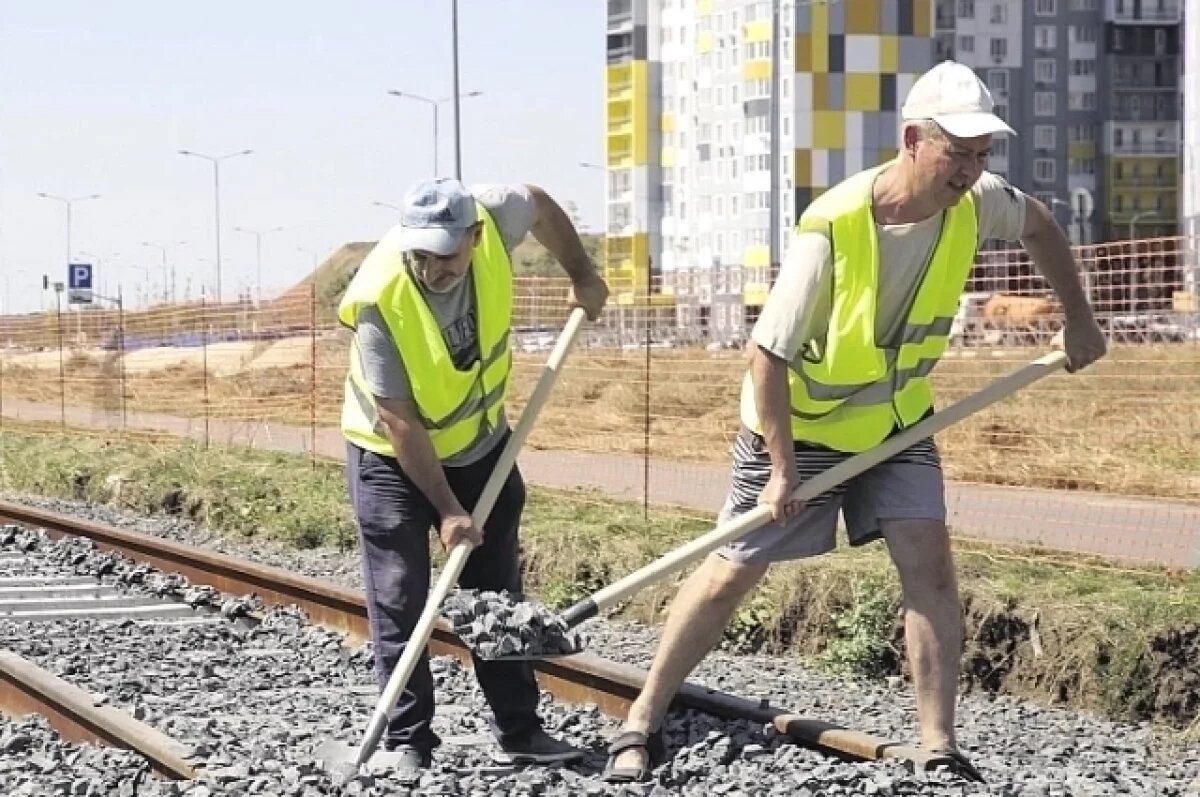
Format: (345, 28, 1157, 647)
(340, 178, 607, 772)
(604, 61, 1107, 784)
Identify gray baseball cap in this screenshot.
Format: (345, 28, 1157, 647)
(397, 178, 479, 255)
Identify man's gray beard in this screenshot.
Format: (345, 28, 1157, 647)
(421, 272, 467, 294)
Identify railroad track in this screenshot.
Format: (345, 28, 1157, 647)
(0, 498, 943, 785)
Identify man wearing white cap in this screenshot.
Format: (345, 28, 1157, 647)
(604, 61, 1106, 784)
(339, 179, 608, 771)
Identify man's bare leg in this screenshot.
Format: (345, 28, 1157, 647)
(610, 553, 768, 772)
(881, 518, 962, 750)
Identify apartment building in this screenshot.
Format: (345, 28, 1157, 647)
(604, 0, 935, 342)
(603, 0, 1188, 339)
(936, 0, 1183, 245)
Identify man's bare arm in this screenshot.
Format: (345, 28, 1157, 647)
(527, 184, 609, 320)
(375, 396, 480, 548)
(1020, 197, 1107, 371)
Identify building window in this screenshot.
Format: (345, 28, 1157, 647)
(1034, 159, 1056, 182)
(989, 37, 1007, 60)
(1072, 24, 1096, 43)
(1035, 92, 1056, 116)
(1034, 26, 1057, 50)
(1035, 126, 1056, 150)
(992, 138, 1008, 158)
(957, 0, 975, 17)
(1035, 0, 1057, 15)
(987, 69, 1008, 94)
(990, 3, 1007, 23)
(1034, 59, 1056, 83)
(958, 35, 975, 53)
(1070, 59, 1095, 76)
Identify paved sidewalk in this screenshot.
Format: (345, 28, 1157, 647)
(2, 397, 1196, 568)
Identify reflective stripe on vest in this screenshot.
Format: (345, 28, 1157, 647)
(338, 203, 513, 459)
(740, 161, 978, 452)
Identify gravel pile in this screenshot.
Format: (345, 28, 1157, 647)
(1, 493, 1197, 796)
(441, 589, 584, 659)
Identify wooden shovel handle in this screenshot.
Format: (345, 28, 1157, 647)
(562, 350, 1068, 628)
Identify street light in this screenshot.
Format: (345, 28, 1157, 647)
(1129, 210, 1160, 241)
(1047, 197, 1080, 246)
(141, 240, 186, 303)
(386, 89, 483, 177)
(233, 226, 284, 303)
(36, 192, 101, 266)
(372, 200, 403, 213)
(178, 148, 254, 303)
(579, 162, 605, 171)
(297, 246, 320, 274)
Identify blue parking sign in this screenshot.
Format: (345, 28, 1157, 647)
(68, 262, 94, 304)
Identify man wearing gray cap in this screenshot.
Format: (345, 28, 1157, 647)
(604, 61, 1106, 783)
(339, 179, 607, 770)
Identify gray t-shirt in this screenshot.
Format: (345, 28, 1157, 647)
(356, 183, 536, 466)
(753, 170, 1027, 365)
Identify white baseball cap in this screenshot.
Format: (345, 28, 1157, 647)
(901, 60, 1016, 138)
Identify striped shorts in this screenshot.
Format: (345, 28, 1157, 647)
(716, 427, 946, 565)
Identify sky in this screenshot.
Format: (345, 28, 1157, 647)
(0, 1, 606, 313)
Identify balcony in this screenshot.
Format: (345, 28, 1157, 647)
(1110, 174, 1178, 187)
(1109, 141, 1178, 155)
(1106, 6, 1182, 24)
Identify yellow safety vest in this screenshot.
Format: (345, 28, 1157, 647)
(740, 162, 978, 452)
(338, 203, 513, 460)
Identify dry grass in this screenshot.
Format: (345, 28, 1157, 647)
(3, 342, 1198, 499)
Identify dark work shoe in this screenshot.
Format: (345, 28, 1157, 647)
(371, 743, 432, 774)
(491, 729, 584, 765)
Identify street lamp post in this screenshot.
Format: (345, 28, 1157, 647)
(1129, 210, 1160, 242)
(178, 148, 254, 303)
(141, 241, 186, 303)
(37, 192, 101, 267)
(233, 226, 284, 304)
(386, 89, 482, 177)
(297, 247, 320, 275)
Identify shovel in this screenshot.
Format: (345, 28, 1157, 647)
(454, 350, 1070, 658)
(317, 306, 589, 775)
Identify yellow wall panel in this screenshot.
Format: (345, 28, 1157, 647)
(794, 35, 811, 72)
(846, 0, 880, 33)
(794, 148, 811, 185)
(697, 31, 714, 54)
(632, 60, 649, 165)
(661, 147, 676, 167)
(697, 0, 712, 14)
(743, 246, 770, 268)
(812, 30, 828, 72)
(846, 73, 880, 111)
(813, 111, 845, 148)
(880, 36, 898, 73)
(813, 73, 828, 110)
(743, 283, 770, 306)
(812, 1, 828, 35)
(745, 20, 771, 42)
(913, 0, 931, 36)
(742, 59, 771, 81)
(661, 113, 675, 133)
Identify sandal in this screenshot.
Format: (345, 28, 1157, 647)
(601, 728, 667, 783)
(927, 747, 986, 783)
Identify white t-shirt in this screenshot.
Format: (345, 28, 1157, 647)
(752, 170, 1027, 365)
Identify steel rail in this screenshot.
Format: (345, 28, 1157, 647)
(0, 499, 947, 777)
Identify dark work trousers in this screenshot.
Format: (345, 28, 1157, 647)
(346, 439, 542, 754)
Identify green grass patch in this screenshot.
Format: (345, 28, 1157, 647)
(0, 425, 1196, 734)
